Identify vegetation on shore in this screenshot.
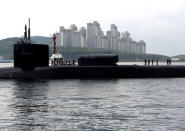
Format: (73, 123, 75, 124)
(0, 36, 170, 61)
(53, 47, 169, 62)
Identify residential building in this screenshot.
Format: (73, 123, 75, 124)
(56, 22, 146, 54)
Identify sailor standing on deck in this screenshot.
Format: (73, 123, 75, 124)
(167, 59, 171, 65)
(144, 59, 147, 66)
(148, 59, 150, 66)
(152, 59, 154, 66)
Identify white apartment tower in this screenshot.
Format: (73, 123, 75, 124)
(56, 21, 146, 54)
(106, 31, 111, 50)
(79, 27, 86, 47)
(110, 24, 120, 51)
(86, 21, 102, 49)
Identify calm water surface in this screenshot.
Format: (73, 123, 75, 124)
(0, 63, 185, 130)
(1, 79, 185, 130)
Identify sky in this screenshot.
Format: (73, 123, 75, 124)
(0, 0, 185, 56)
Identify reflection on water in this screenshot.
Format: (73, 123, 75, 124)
(0, 80, 50, 130)
(0, 79, 185, 130)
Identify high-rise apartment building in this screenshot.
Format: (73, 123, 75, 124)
(106, 31, 111, 50)
(110, 24, 120, 51)
(86, 21, 103, 49)
(79, 27, 86, 48)
(56, 22, 146, 54)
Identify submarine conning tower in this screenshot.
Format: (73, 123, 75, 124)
(14, 19, 49, 71)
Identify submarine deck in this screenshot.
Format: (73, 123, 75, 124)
(1, 65, 185, 79)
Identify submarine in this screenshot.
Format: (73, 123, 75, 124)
(1, 20, 185, 79)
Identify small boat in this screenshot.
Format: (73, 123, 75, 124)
(49, 34, 64, 66)
(50, 53, 64, 66)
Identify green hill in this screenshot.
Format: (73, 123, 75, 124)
(53, 47, 169, 62)
(0, 36, 169, 61)
(0, 36, 52, 59)
(0, 37, 19, 59)
(31, 36, 52, 44)
(172, 55, 185, 59)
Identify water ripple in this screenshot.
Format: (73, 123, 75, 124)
(0, 78, 185, 130)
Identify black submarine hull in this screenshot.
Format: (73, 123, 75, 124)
(1, 65, 185, 79)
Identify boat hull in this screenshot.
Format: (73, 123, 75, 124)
(0, 65, 185, 79)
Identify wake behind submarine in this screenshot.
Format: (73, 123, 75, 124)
(1, 20, 185, 79)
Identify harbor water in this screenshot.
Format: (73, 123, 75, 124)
(0, 63, 185, 130)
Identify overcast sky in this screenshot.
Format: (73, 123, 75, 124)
(0, 0, 185, 56)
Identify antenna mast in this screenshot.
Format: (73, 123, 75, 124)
(24, 24, 27, 39)
(52, 34, 56, 54)
(28, 18, 31, 40)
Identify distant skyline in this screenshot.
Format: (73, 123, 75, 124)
(0, 0, 185, 56)
(56, 22, 146, 55)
